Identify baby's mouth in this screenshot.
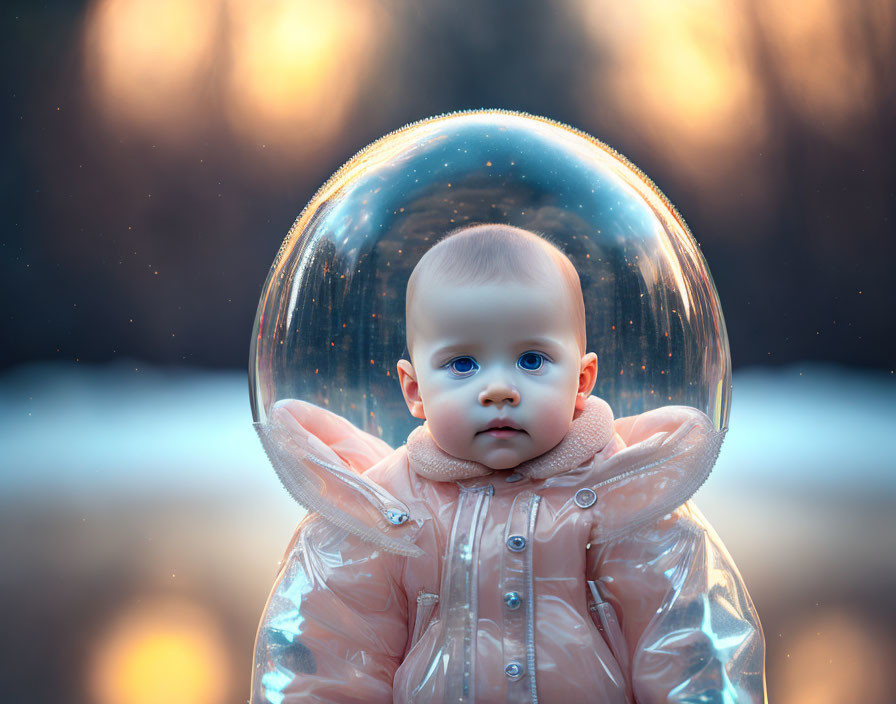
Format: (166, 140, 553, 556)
(479, 427, 525, 438)
(477, 421, 527, 438)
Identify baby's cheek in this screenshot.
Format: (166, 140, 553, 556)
(425, 394, 471, 442)
(537, 396, 576, 439)
(426, 389, 465, 421)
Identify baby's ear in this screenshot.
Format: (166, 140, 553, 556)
(575, 352, 598, 411)
(396, 359, 426, 419)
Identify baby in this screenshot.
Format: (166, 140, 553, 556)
(251, 225, 766, 703)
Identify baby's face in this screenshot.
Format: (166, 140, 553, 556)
(398, 275, 596, 470)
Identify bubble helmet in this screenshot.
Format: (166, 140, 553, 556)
(251, 111, 729, 437)
(250, 109, 730, 535)
(248, 111, 765, 704)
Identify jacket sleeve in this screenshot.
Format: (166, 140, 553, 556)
(590, 500, 767, 703)
(250, 514, 409, 704)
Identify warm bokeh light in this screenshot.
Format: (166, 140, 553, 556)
(579, 0, 766, 174)
(756, 0, 875, 132)
(226, 0, 382, 150)
(83, 0, 384, 153)
(83, 0, 219, 130)
(89, 597, 231, 704)
(576, 0, 894, 207)
(778, 608, 896, 703)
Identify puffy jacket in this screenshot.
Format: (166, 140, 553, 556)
(250, 396, 766, 703)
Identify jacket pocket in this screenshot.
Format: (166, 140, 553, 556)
(410, 591, 439, 648)
(588, 580, 632, 695)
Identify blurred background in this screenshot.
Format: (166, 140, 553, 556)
(2, 1, 895, 702)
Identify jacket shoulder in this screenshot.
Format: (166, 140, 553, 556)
(364, 446, 444, 522)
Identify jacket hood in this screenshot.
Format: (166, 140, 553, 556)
(257, 397, 725, 556)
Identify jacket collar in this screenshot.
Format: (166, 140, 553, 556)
(406, 395, 615, 482)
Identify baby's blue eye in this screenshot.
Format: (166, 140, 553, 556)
(448, 356, 479, 376)
(518, 352, 545, 371)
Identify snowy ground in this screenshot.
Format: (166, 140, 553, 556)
(3, 361, 893, 496)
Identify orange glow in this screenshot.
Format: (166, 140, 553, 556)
(83, 0, 219, 130)
(225, 0, 380, 150)
(579, 0, 766, 173)
(578, 0, 893, 182)
(756, 0, 875, 132)
(778, 609, 896, 703)
(89, 597, 230, 704)
(83, 0, 384, 153)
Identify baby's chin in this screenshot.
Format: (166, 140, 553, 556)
(433, 435, 563, 470)
(474, 448, 537, 471)
(439, 443, 530, 470)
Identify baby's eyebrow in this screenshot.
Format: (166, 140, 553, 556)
(429, 343, 475, 362)
(515, 337, 567, 353)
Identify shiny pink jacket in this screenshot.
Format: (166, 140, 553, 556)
(251, 398, 766, 703)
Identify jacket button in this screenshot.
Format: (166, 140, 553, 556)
(506, 535, 526, 552)
(574, 488, 597, 508)
(386, 508, 410, 525)
(503, 591, 522, 610)
(504, 662, 525, 679)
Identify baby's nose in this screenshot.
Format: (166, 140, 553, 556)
(478, 381, 520, 407)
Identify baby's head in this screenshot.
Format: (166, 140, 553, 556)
(397, 224, 598, 470)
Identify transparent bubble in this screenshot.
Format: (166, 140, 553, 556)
(250, 110, 730, 445)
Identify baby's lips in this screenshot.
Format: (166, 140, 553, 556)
(477, 426, 527, 436)
(481, 418, 525, 431)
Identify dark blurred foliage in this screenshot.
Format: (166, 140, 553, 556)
(2, 0, 894, 372)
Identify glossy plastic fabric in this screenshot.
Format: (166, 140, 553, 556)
(250, 402, 766, 703)
(257, 396, 725, 560)
(250, 111, 732, 447)
(256, 400, 423, 557)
